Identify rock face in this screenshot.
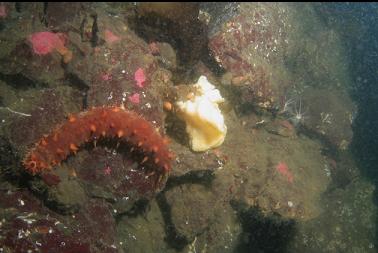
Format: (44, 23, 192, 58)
(0, 188, 118, 253)
(205, 2, 355, 150)
(300, 88, 356, 150)
(207, 3, 292, 111)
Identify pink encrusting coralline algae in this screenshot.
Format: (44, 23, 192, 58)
(28, 31, 72, 63)
(275, 162, 294, 183)
(149, 42, 160, 55)
(0, 4, 7, 18)
(104, 29, 120, 44)
(104, 165, 112, 175)
(29, 32, 66, 55)
(134, 68, 146, 88)
(128, 93, 140, 104)
(101, 73, 112, 81)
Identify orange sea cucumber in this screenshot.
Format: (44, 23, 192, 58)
(23, 106, 173, 176)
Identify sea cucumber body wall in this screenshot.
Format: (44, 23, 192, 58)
(23, 106, 172, 175)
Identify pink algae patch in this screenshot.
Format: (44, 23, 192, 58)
(104, 165, 112, 175)
(28, 31, 72, 63)
(101, 73, 112, 81)
(128, 93, 140, 104)
(0, 4, 7, 18)
(134, 68, 146, 88)
(275, 162, 294, 183)
(28, 32, 66, 55)
(104, 29, 120, 44)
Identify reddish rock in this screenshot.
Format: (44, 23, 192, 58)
(40, 172, 61, 186)
(0, 189, 118, 253)
(62, 146, 168, 214)
(207, 3, 292, 111)
(65, 11, 172, 131)
(5, 88, 82, 155)
(0, 3, 7, 18)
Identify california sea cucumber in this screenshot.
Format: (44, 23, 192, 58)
(23, 106, 173, 177)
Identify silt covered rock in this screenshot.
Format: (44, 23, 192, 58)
(206, 2, 292, 111)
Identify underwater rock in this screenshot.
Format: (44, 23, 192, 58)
(1, 42, 67, 85)
(0, 3, 92, 84)
(300, 88, 356, 150)
(164, 184, 218, 244)
(21, 104, 174, 214)
(220, 112, 331, 221)
(0, 189, 119, 252)
(2, 87, 81, 155)
(231, 201, 296, 253)
(189, 203, 241, 253)
(65, 9, 172, 129)
(0, 189, 89, 252)
(0, 135, 22, 181)
(0, 4, 69, 85)
(44, 2, 87, 30)
(0, 3, 45, 58)
(75, 199, 118, 250)
(116, 199, 170, 252)
(134, 2, 207, 68)
(232, 146, 330, 220)
(169, 141, 223, 177)
(29, 177, 87, 214)
(0, 3, 175, 228)
(137, 3, 199, 25)
(67, 144, 168, 214)
(153, 42, 177, 70)
(264, 119, 296, 137)
(28, 31, 72, 63)
(206, 2, 292, 112)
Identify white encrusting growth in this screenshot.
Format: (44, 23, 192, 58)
(176, 76, 227, 152)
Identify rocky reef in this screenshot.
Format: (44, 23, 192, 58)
(0, 2, 375, 253)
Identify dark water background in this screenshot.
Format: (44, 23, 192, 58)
(319, 1, 378, 250)
(320, 3, 378, 178)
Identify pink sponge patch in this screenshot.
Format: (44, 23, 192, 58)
(0, 4, 7, 18)
(134, 68, 146, 88)
(275, 162, 294, 183)
(104, 29, 120, 44)
(28, 31, 66, 55)
(101, 73, 112, 81)
(128, 93, 140, 104)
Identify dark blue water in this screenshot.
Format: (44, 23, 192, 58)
(318, 2, 378, 249)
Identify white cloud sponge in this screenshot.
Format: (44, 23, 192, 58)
(176, 76, 227, 152)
